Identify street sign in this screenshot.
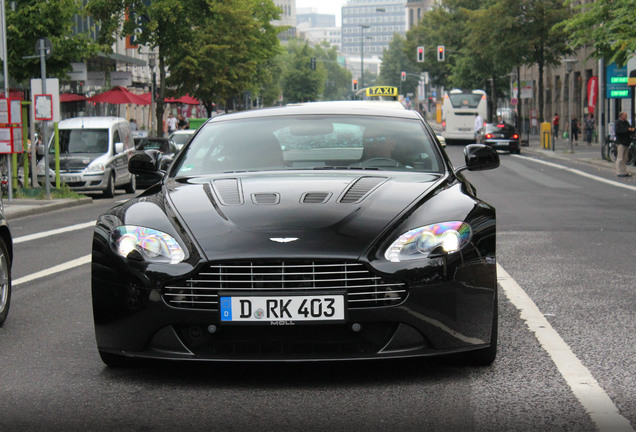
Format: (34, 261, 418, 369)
(511, 98, 518, 106)
(35, 38, 53, 59)
(606, 63, 631, 99)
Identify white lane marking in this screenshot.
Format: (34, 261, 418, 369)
(13, 254, 91, 286)
(14, 221, 96, 244)
(498, 264, 634, 432)
(512, 155, 636, 192)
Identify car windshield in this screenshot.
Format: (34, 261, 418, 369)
(448, 93, 483, 109)
(171, 132, 193, 145)
(136, 139, 171, 153)
(486, 123, 515, 133)
(56, 129, 109, 154)
(171, 115, 444, 176)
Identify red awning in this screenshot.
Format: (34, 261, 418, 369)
(165, 94, 201, 105)
(88, 87, 149, 105)
(60, 93, 87, 103)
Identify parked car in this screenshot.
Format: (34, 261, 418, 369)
(478, 122, 521, 154)
(92, 101, 500, 367)
(169, 129, 196, 150)
(0, 211, 13, 326)
(133, 137, 179, 188)
(37, 117, 136, 197)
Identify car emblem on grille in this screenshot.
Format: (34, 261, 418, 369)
(270, 237, 298, 243)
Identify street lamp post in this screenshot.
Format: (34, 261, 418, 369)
(359, 25, 369, 90)
(564, 58, 577, 152)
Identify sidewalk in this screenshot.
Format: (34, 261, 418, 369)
(521, 134, 636, 176)
(1, 196, 93, 220)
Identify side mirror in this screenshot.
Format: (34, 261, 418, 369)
(129, 150, 165, 179)
(114, 142, 124, 154)
(456, 144, 499, 173)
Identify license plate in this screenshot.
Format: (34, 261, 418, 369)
(219, 293, 346, 324)
(62, 175, 81, 183)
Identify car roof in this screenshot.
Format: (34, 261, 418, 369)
(209, 101, 422, 123)
(57, 116, 127, 129)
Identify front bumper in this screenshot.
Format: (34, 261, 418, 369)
(92, 244, 497, 362)
(38, 171, 110, 192)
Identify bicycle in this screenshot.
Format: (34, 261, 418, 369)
(608, 134, 636, 165)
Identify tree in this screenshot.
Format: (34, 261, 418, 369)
(379, 34, 419, 97)
(313, 42, 352, 101)
(3, 0, 103, 86)
(406, 0, 487, 89)
(166, 0, 282, 112)
(561, 0, 636, 67)
(280, 40, 326, 103)
(512, 0, 571, 122)
(87, 0, 280, 133)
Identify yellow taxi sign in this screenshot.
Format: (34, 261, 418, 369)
(365, 86, 398, 97)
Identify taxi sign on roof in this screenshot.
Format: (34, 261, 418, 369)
(365, 86, 398, 97)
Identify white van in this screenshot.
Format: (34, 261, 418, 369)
(37, 117, 136, 197)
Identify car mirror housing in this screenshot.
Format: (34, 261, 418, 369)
(115, 142, 124, 154)
(456, 144, 500, 173)
(129, 150, 165, 179)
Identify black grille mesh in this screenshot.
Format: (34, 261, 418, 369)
(164, 261, 407, 310)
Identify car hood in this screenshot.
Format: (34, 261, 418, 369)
(167, 172, 444, 261)
(49, 153, 103, 170)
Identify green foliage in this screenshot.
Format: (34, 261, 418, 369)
(87, 0, 282, 112)
(280, 40, 326, 103)
(407, 0, 571, 121)
(4, 0, 104, 85)
(379, 35, 419, 94)
(561, 0, 636, 67)
(13, 185, 84, 199)
(313, 42, 352, 101)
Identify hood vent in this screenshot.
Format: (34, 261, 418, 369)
(252, 192, 280, 205)
(340, 176, 387, 204)
(212, 178, 243, 205)
(302, 192, 331, 204)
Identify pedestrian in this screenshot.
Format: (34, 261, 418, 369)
(584, 113, 594, 146)
(570, 115, 580, 145)
(614, 111, 634, 177)
(166, 113, 178, 134)
(474, 112, 483, 141)
(177, 114, 188, 130)
(552, 113, 559, 141)
(129, 118, 138, 131)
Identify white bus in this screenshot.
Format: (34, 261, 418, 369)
(441, 89, 487, 142)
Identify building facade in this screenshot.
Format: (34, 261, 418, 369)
(341, 0, 407, 83)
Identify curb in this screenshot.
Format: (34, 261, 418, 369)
(3, 196, 94, 220)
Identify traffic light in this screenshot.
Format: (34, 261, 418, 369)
(401, 71, 406, 81)
(417, 46, 424, 63)
(310, 57, 316, 71)
(437, 45, 445, 62)
(352, 78, 358, 91)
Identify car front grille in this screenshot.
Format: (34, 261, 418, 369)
(163, 261, 408, 310)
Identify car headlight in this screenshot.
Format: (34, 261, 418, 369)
(111, 225, 185, 264)
(384, 221, 472, 262)
(86, 161, 106, 174)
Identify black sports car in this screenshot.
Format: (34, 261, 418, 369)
(0, 209, 13, 326)
(479, 123, 521, 154)
(91, 101, 500, 366)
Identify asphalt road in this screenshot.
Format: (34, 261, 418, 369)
(0, 149, 634, 431)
